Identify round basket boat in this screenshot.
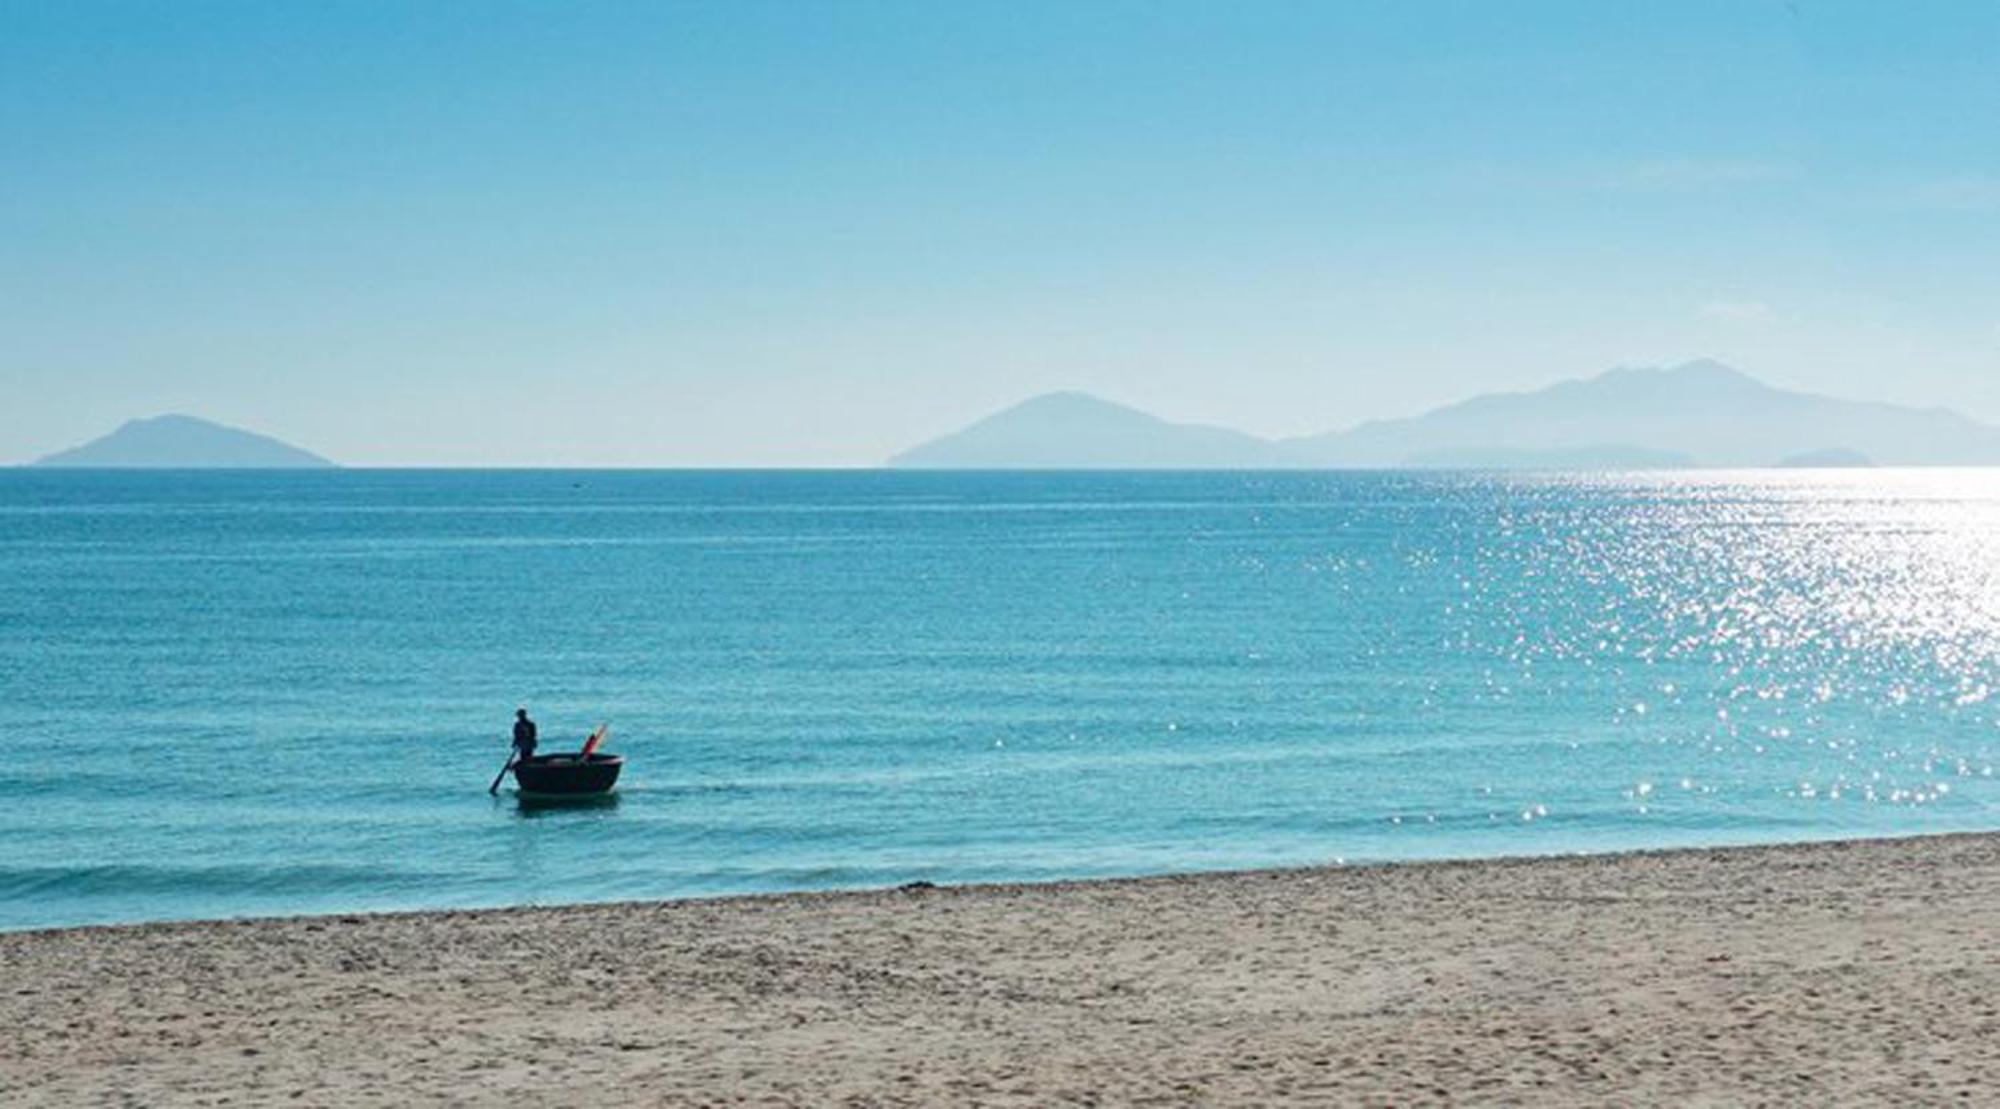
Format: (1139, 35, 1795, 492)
(513, 752, 623, 797)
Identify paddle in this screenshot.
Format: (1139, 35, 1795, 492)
(488, 748, 517, 796)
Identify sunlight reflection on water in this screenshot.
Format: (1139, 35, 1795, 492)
(2, 469, 1998, 929)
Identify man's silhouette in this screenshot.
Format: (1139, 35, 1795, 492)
(511, 708, 538, 761)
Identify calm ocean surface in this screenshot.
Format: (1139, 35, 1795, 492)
(4, 470, 1999, 931)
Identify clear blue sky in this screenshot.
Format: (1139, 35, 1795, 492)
(4, 1, 1997, 465)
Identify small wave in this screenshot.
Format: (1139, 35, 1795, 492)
(0, 861, 463, 901)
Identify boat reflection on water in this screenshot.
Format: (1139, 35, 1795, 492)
(513, 790, 622, 817)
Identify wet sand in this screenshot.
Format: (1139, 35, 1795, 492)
(4, 833, 1998, 1106)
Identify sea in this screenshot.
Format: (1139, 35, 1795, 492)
(4, 469, 1999, 931)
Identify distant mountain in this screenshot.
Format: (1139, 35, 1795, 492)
(1778, 447, 1874, 469)
(1401, 444, 1696, 470)
(891, 362, 2000, 469)
(1284, 360, 2000, 467)
(35, 415, 335, 469)
(887, 392, 1285, 469)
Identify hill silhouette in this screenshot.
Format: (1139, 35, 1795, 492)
(1284, 360, 2000, 467)
(35, 415, 335, 468)
(1778, 447, 1875, 469)
(888, 392, 1285, 469)
(891, 362, 2000, 469)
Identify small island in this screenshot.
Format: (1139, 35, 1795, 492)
(33, 415, 335, 469)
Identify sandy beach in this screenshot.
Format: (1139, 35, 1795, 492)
(4, 833, 1997, 1106)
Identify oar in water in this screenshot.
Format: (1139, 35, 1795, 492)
(488, 749, 518, 795)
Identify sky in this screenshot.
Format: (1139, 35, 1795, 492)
(4, 1, 1999, 466)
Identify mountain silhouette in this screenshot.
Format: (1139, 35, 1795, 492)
(891, 362, 2000, 469)
(1399, 444, 1697, 470)
(35, 415, 335, 468)
(1777, 447, 1875, 468)
(1283, 360, 2000, 467)
(888, 392, 1285, 469)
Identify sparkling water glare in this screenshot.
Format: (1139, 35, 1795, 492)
(2, 470, 1998, 930)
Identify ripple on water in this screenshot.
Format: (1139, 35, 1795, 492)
(2, 470, 1999, 931)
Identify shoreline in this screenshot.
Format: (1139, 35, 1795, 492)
(8, 825, 1993, 939)
(7, 831, 1998, 1104)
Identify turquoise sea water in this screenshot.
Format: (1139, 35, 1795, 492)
(4, 469, 2000, 931)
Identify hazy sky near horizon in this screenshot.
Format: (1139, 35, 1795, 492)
(5, 1, 1999, 466)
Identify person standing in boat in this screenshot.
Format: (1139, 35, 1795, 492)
(511, 708, 538, 762)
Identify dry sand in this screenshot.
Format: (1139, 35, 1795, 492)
(4, 833, 1998, 1106)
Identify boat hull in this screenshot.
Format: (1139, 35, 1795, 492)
(513, 753, 623, 796)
